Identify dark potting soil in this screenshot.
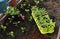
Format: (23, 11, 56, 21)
(0, 0, 60, 39)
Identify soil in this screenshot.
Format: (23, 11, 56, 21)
(0, 0, 60, 39)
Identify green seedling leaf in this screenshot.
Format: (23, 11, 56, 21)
(6, 7, 20, 15)
(34, 0, 39, 4)
(18, 21, 20, 23)
(8, 31, 14, 37)
(13, 22, 17, 24)
(21, 27, 26, 32)
(29, 16, 33, 21)
(0, 25, 7, 31)
(25, 9, 29, 12)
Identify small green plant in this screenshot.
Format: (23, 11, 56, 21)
(0, 25, 7, 31)
(13, 22, 18, 26)
(6, 6, 20, 15)
(31, 6, 55, 34)
(17, 21, 20, 23)
(8, 17, 14, 23)
(13, 21, 20, 26)
(34, 0, 39, 4)
(25, 9, 30, 13)
(20, 3, 26, 8)
(7, 31, 14, 37)
(21, 27, 26, 32)
(29, 16, 33, 21)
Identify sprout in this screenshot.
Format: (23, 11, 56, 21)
(6, 7, 20, 15)
(0, 25, 7, 31)
(8, 31, 14, 37)
(8, 18, 13, 23)
(8, 18, 11, 20)
(29, 16, 33, 21)
(13, 22, 17, 24)
(25, 9, 30, 13)
(13, 21, 20, 26)
(34, 0, 39, 4)
(18, 21, 20, 23)
(21, 27, 26, 32)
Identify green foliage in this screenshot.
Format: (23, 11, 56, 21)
(20, 3, 26, 8)
(8, 17, 13, 23)
(34, 0, 39, 4)
(29, 16, 33, 21)
(31, 6, 55, 34)
(0, 25, 7, 31)
(25, 9, 30, 13)
(13, 21, 20, 26)
(6, 7, 20, 15)
(8, 31, 14, 37)
(21, 27, 26, 32)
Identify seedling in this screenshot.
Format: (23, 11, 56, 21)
(20, 3, 26, 8)
(8, 18, 11, 20)
(18, 21, 20, 23)
(25, 9, 30, 13)
(8, 18, 13, 23)
(0, 25, 7, 31)
(29, 16, 33, 21)
(8, 31, 14, 37)
(32, 6, 55, 34)
(13, 22, 18, 26)
(13, 22, 17, 24)
(21, 27, 26, 32)
(13, 21, 20, 26)
(34, 0, 39, 4)
(6, 6, 20, 15)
